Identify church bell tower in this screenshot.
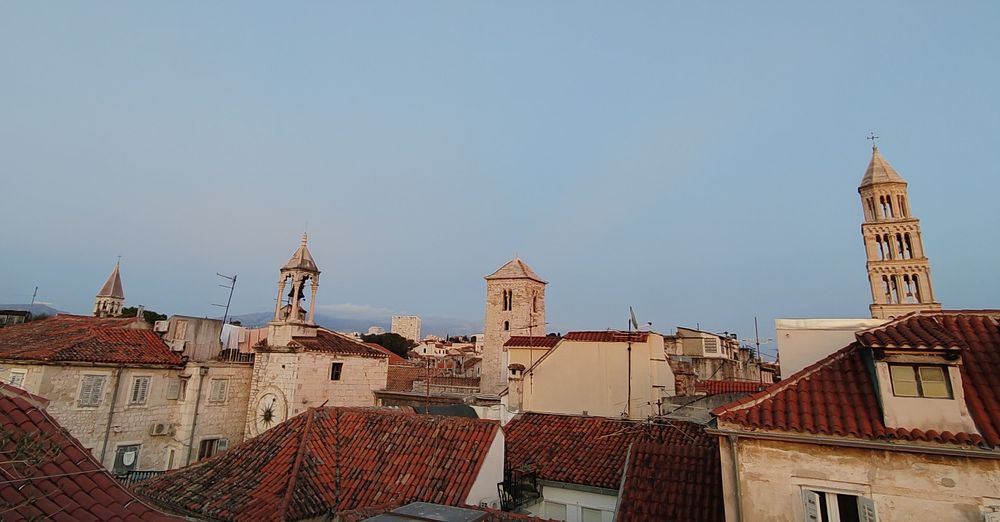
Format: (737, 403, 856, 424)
(858, 140, 941, 319)
(93, 261, 125, 318)
(267, 234, 321, 346)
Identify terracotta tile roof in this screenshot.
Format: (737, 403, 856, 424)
(616, 443, 724, 522)
(387, 364, 445, 392)
(484, 258, 545, 283)
(365, 342, 409, 364)
(563, 331, 649, 343)
(504, 336, 561, 348)
(0, 315, 182, 366)
(0, 383, 179, 521)
(291, 329, 389, 358)
(714, 311, 1000, 449)
(135, 407, 501, 521)
(504, 413, 714, 490)
(337, 502, 552, 521)
(695, 380, 770, 395)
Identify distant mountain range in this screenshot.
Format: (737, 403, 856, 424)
(0, 304, 66, 317)
(227, 311, 481, 337)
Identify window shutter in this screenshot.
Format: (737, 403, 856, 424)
(139, 377, 149, 403)
(79, 375, 106, 406)
(217, 439, 229, 452)
(858, 497, 877, 522)
(166, 379, 180, 400)
(802, 490, 821, 522)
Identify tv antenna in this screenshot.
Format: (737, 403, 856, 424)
(623, 306, 653, 419)
(740, 316, 774, 361)
(212, 272, 238, 331)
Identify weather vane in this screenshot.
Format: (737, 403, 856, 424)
(867, 131, 879, 149)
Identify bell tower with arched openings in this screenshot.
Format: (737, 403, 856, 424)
(481, 257, 546, 394)
(859, 139, 941, 319)
(267, 233, 321, 346)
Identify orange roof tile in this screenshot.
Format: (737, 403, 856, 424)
(135, 407, 501, 521)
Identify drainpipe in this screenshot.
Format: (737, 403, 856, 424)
(727, 434, 744, 522)
(99, 366, 125, 468)
(186, 366, 209, 465)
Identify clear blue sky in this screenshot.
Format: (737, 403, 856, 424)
(2, 3, 998, 352)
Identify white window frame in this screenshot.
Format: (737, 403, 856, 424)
(8, 369, 27, 388)
(197, 437, 230, 460)
(77, 373, 109, 407)
(208, 379, 229, 403)
(165, 378, 181, 400)
(128, 376, 151, 405)
(801, 486, 877, 522)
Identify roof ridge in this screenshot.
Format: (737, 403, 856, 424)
(279, 408, 317, 520)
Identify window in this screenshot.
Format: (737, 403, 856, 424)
(8, 370, 26, 389)
(178, 378, 189, 401)
(502, 289, 513, 311)
(197, 438, 229, 460)
(889, 364, 951, 398)
(78, 374, 107, 407)
(113, 444, 141, 475)
(544, 501, 567, 521)
(582, 507, 604, 522)
(703, 338, 718, 354)
(803, 489, 876, 522)
(209, 379, 228, 403)
(330, 362, 344, 381)
(503, 321, 510, 331)
(128, 376, 151, 405)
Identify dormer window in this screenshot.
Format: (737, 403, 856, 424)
(888, 364, 952, 399)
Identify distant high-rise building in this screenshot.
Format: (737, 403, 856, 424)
(391, 315, 421, 342)
(93, 260, 125, 317)
(858, 143, 940, 319)
(481, 257, 546, 394)
(367, 326, 385, 335)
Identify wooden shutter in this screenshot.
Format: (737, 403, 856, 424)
(858, 496, 877, 522)
(79, 375, 106, 406)
(802, 490, 821, 522)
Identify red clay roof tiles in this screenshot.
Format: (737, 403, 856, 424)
(714, 311, 1000, 449)
(504, 413, 714, 490)
(0, 314, 181, 366)
(695, 379, 770, 395)
(0, 383, 179, 521)
(134, 407, 501, 521)
(563, 331, 649, 343)
(616, 443, 724, 522)
(291, 329, 390, 358)
(504, 336, 561, 348)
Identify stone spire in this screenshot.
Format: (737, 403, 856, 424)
(93, 261, 125, 317)
(481, 256, 546, 395)
(858, 144, 941, 319)
(268, 234, 322, 346)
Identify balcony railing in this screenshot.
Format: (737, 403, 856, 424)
(117, 469, 165, 487)
(217, 349, 254, 363)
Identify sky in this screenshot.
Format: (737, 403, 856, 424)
(2, 3, 998, 357)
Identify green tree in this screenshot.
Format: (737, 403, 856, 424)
(120, 307, 167, 325)
(361, 332, 417, 358)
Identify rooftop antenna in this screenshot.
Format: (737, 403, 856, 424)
(741, 316, 774, 361)
(212, 273, 238, 345)
(28, 286, 38, 318)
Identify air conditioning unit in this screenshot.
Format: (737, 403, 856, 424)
(153, 320, 170, 333)
(149, 422, 175, 437)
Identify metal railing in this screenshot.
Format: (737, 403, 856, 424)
(217, 349, 254, 363)
(117, 469, 165, 487)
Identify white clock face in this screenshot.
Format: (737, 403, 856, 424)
(254, 392, 287, 436)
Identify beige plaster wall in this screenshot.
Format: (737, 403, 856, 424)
(719, 434, 1000, 522)
(775, 318, 887, 377)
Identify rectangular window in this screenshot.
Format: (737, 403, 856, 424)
(129, 376, 151, 405)
(544, 501, 567, 521)
(197, 438, 230, 460)
(113, 444, 141, 475)
(8, 370, 26, 389)
(803, 489, 876, 522)
(209, 379, 228, 403)
(889, 364, 952, 399)
(178, 378, 189, 401)
(78, 374, 108, 407)
(582, 507, 604, 522)
(703, 338, 718, 354)
(330, 362, 344, 381)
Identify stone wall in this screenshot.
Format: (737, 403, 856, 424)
(482, 278, 545, 394)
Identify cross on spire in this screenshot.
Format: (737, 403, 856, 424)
(867, 131, 879, 150)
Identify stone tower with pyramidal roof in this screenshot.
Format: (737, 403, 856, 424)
(481, 257, 546, 394)
(93, 261, 125, 318)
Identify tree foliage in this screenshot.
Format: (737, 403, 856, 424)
(361, 332, 417, 358)
(120, 307, 167, 325)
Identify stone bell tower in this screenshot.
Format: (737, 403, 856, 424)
(481, 257, 546, 394)
(93, 261, 125, 318)
(267, 233, 321, 346)
(858, 141, 941, 319)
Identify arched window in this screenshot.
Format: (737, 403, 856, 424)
(503, 321, 510, 331)
(880, 234, 893, 260)
(875, 235, 885, 260)
(898, 195, 908, 217)
(903, 233, 913, 259)
(886, 196, 894, 218)
(896, 234, 906, 260)
(867, 198, 877, 221)
(881, 276, 892, 303)
(912, 274, 922, 302)
(890, 276, 900, 304)
(502, 290, 512, 311)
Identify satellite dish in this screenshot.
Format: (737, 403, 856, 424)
(629, 306, 639, 331)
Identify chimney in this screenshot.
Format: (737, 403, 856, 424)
(507, 363, 526, 412)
